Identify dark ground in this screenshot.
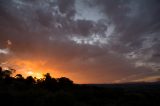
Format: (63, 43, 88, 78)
(1, 81, 160, 106)
(0, 67, 160, 106)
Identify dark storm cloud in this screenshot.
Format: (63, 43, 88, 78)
(57, 0, 75, 18)
(0, 0, 160, 83)
(92, 0, 160, 66)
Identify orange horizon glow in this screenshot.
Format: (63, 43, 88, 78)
(1, 59, 117, 84)
(7, 59, 64, 79)
(0, 59, 87, 83)
(2, 59, 157, 84)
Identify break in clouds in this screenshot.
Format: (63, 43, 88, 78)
(0, 0, 160, 83)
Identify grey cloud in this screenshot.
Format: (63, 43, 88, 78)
(0, 0, 160, 83)
(93, 1, 160, 58)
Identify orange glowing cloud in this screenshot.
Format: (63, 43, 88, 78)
(8, 59, 63, 79)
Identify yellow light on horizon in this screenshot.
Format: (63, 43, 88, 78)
(4, 59, 82, 83)
(26, 71, 43, 79)
(9, 59, 62, 79)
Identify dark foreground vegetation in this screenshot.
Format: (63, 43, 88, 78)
(0, 67, 160, 106)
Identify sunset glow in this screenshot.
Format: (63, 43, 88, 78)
(0, 1, 160, 105)
(26, 71, 43, 79)
(9, 59, 62, 79)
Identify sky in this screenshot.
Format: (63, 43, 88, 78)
(0, 0, 160, 83)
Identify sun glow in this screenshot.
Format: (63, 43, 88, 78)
(8, 59, 61, 79)
(1, 59, 81, 83)
(26, 71, 43, 79)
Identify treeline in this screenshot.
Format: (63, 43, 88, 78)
(1, 66, 160, 106)
(0, 67, 74, 91)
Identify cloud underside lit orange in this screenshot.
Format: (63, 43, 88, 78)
(3, 59, 87, 83)
(2, 57, 159, 84)
(1, 58, 113, 84)
(7, 59, 62, 79)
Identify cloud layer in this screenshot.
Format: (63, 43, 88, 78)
(0, 0, 160, 83)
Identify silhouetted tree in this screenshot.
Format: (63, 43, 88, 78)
(9, 68, 16, 73)
(2, 70, 14, 84)
(44, 73, 52, 80)
(3, 70, 12, 78)
(26, 76, 35, 85)
(15, 74, 25, 82)
(2, 68, 16, 79)
(43, 73, 58, 91)
(0, 66, 75, 92)
(0, 67, 15, 83)
(57, 77, 74, 89)
(15, 74, 23, 78)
